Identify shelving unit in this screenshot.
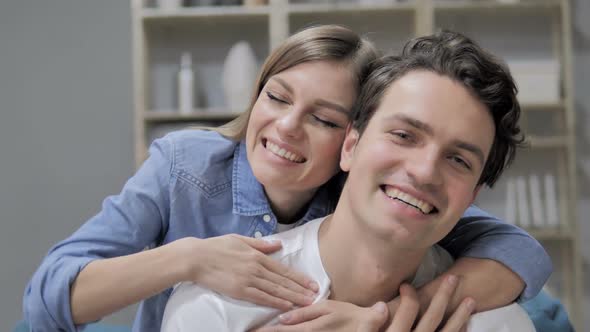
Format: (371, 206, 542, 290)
(131, 0, 582, 329)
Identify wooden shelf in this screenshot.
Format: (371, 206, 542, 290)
(144, 110, 241, 123)
(526, 135, 568, 148)
(141, 5, 270, 20)
(529, 228, 574, 241)
(133, 0, 583, 328)
(287, 2, 416, 15)
(434, 0, 560, 11)
(521, 101, 565, 112)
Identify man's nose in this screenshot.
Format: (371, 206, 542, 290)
(406, 150, 443, 188)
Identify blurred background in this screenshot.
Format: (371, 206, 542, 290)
(1, 0, 588, 331)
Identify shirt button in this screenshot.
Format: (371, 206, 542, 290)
(263, 214, 271, 223)
(254, 231, 263, 238)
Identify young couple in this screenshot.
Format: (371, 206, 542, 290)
(25, 25, 550, 332)
(160, 30, 535, 331)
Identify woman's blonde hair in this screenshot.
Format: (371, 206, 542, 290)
(209, 24, 379, 140)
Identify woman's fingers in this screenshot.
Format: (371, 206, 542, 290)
(261, 253, 319, 292)
(414, 275, 459, 332)
(238, 235, 284, 254)
(241, 286, 294, 311)
(387, 284, 420, 332)
(192, 234, 318, 310)
(439, 297, 475, 332)
(251, 275, 315, 308)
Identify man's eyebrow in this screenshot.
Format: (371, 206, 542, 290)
(388, 114, 486, 165)
(454, 141, 486, 166)
(389, 114, 434, 135)
(270, 77, 350, 116)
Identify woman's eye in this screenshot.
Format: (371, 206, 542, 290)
(312, 115, 339, 128)
(266, 91, 288, 104)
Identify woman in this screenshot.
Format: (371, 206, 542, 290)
(24, 25, 550, 332)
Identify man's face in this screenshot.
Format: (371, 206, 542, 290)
(340, 70, 495, 249)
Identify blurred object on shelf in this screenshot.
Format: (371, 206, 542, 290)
(508, 59, 560, 104)
(222, 41, 258, 113)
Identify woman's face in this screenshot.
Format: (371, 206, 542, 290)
(245, 60, 357, 204)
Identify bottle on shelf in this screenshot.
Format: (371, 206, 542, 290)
(178, 52, 194, 114)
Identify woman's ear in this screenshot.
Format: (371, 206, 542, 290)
(340, 124, 359, 172)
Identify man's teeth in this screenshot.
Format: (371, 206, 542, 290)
(266, 141, 305, 163)
(384, 187, 434, 214)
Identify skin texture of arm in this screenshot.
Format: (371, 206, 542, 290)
(70, 241, 187, 324)
(411, 257, 524, 316)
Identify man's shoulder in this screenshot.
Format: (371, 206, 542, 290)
(467, 303, 535, 332)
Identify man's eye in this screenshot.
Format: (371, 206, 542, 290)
(266, 91, 288, 104)
(392, 131, 413, 141)
(312, 115, 339, 128)
(451, 156, 471, 170)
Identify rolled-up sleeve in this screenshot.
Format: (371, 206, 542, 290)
(438, 205, 552, 302)
(23, 136, 174, 331)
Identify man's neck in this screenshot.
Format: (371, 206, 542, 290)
(317, 213, 428, 307)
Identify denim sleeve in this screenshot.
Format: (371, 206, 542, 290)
(23, 137, 174, 332)
(438, 205, 552, 302)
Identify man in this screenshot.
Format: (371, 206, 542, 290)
(160, 31, 535, 332)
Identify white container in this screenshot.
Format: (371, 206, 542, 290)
(222, 41, 258, 113)
(178, 52, 194, 114)
(507, 59, 560, 104)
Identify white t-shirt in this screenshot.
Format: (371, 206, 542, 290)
(161, 217, 534, 332)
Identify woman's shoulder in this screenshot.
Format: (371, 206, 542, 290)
(161, 129, 238, 180)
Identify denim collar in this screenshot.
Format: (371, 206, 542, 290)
(232, 140, 273, 216)
(232, 140, 333, 223)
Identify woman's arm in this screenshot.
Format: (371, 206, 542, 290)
(24, 135, 316, 331)
(425, 205, 552, 314)
(24, 137, 175, 331)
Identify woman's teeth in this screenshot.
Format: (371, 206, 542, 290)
(266, 141, 305, 163)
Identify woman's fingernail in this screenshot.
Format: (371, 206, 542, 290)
(279, 312, 291, 322)
(264, 239, 281, 245)
(372, 302, 388, 314)
(446, 275, 458, 286)
(309, 281, 319, 292)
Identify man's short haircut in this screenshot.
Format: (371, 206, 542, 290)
(351, 30, 525, 187)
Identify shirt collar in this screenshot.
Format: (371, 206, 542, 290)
(232, 140, 273, 216)
(232, 139, 333, 221)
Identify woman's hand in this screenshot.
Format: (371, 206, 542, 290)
(174, 234, 318, 311)
(250, 300, 390, 332)
(386, 277, 475, 332)
(251, 274, 475, 332)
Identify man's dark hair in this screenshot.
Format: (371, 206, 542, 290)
(351, 30, 525, 187)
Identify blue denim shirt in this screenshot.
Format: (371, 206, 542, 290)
(23, 130, 552, 332)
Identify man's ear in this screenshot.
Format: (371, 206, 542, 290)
(470, 185, 483, 204)
(340, 124, 359, 172)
